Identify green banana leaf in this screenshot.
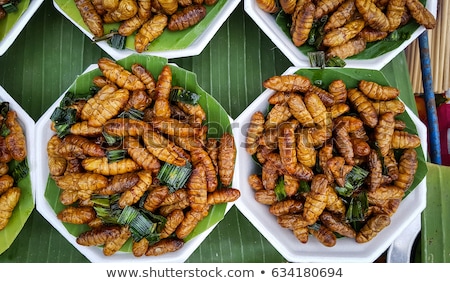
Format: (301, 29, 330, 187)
(43, 54, 232, 253)
(275, 0, 426, 60)
(0, 0, 30, 41)
(53, 0, 228, 52)
(294, 68, 427, 194)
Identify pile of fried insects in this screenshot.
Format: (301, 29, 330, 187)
(256, 0, 436, 66)
(48, 57, 239, 257)
(246, 73, 420, 247)
(0, 101, 28, 231)
(74, 0, 219, 52)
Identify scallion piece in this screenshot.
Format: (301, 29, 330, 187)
(308, 51, 326, 68)
(157, 161, 192, 192)
(49, 107, 77, 138)
(117, 108, 144, 120)
(326, 56, 346, 67)
(274, 176, 286, 201)
(169, 87, 200, 105)
(106, 149, 127, 163)
(10, 159, 29, 183)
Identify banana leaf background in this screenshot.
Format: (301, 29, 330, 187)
(0, 0, 444, 263)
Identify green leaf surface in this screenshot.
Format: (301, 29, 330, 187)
(421, 162, 450, 263)
(54, 0, 228, 52)
(0, 0, 30, 41)
(43, 54, 231, 253)
(294, 68, 427, 195)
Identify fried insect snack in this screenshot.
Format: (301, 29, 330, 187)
(355, 0, 390, 32)
(49, 59, 239, 257)
(405, 0, 436, 29)
(247, 73, 423, 246)
(103, 0, 139, 23)
(145, 238, 184, 256)
(323, 0, 356, 32)
(290, 1, 315, 47)
(326, 36, 367, 60)
(0, 187, 20, 230)
(322, 19, 366, 47)
(135, 14, 168, 53)
(355, 213, 391, 243)
(168, 4, 207, 31)
(74, 0, 104, 37)
(359, 80, 400, 101)
(57, 206, 97, 224)
(218, 132, 236, 187)
(246, 111, 265, 155)
(256, 0, 279, 13)
(98, 58, 145, 91)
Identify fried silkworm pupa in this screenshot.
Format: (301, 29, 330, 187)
(186, 164, 208, 211)
(373, 100, 405, 115)
(394, 148, 418, 191)
(131, 63, 156, 95)
(386, 0, 406, 32)
(355, 0, 390, 32)
(314, 0, 346, 20)
(320, 211, 356, 238)
(326, 36, 366, 60)
(248, 174, 264, 191)
(57, 206, 97, 225)
(322, 19, 366, 48)
(103, 0, 139, 23)
(375, 112, 395, 156)
(98, 172, 140, 195)
(135, 14, 168, 53)
(5, 110, 27, 162)
(359, 80, 400, 101)
(279, 0, 296, 14)
(143, 185, 170, 212)
(47, 135, 67, 177)
(290, 1, 315, 47)
(97, 58, 145, 91)
(132, 238, 149, 257)
(324, 0, 356, 32)
(76, 225, 122, 249)
(358, 27, 388, 42)
(207, 188, 241, 205)
(347, 88, 378, 128)
(145, 238, 184, 256)
(255, 0, 279, 13)
(218, 132, 236, 187)
(309, 223, 337, 247)
(157, 0, 179, 15)
(168, 5, 207, 31)
(391, 131, 421, 149)
(175, 206, 209, 239)
(81, 157, 141, 176)
(355, 213, 391, 243)
(269, 199, 303, 216)
(303, 174, 329, 225)
(118, 170, 153, 208)
(263, 74, 311, 93)
(159, 209, 184, 239)
(405, 0, 436, 29)
(246, 111, 265, 155)
(74, 0, 104, 37)
(0, 187, 20, 230)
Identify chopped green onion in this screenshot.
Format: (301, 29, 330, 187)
(50, 107, 77, 138)
(274, 176, 286, 201)
(0, 102, 9, 117)
(169, 87, 200, 105)
(298, 180, 311, 194)
(102, 131, 121, 146)
(326, 56, 346, 67)
(109, 32, 126, 50)
(308, 51, 326, 68)
(336, 165, 369, 197)
(157, 161, 192, 192)
(346, 191, 368, 225)
(117, 108, 144, 120)
(106, 149, 127, 163)
(92, 194, 122, 224)
(2, 2, 18, 13)
(10, 159, 29, 183)
(0, 124, 10, 137)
